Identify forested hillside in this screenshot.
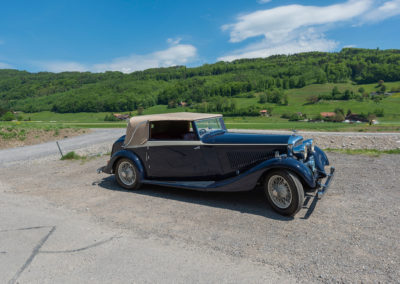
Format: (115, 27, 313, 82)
(1, 48, 399, 113)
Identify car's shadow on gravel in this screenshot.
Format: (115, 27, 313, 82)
(95, 176, 317, 221)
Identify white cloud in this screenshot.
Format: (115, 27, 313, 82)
(219, 29, 337, 61)
(363, 0, 400, 22)
(37, 61, 87, 72)
(167, 37, 182, 45)
(257, 0, 272, 4)
(92, 44, 197, 73)
(223, 0, 372, 43)
(0, 61, 12, 69)
(220, 0, 376, 61)
(37, 41, 197, 73)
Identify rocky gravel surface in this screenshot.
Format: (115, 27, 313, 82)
(233, 129, 400, 150)
(1, 151, 399, 283)
(1, 129, 399, 282)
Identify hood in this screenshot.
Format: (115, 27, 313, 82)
(202, 131, 299, 145)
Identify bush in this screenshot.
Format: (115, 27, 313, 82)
(289, 113, 301, 121)
(104, 114, 119, 121)
(0, 111, 15, 121)
(373, 108, 384, 117)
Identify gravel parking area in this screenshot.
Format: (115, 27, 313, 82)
(1, 150, 399, 283)
(233, 129, 400, 150)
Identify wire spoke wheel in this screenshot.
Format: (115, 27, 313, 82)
(267, 175, 292, 209)
(264, 170, 304, 216)
(117, 161, 136, 186)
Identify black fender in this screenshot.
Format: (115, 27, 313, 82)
(312, 146, 330, 177)
(104, 150, 146, 180)
(251, 157, 316, 189)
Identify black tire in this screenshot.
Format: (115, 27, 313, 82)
(263, 170, 304, 216)
(115, 158, 141, 190)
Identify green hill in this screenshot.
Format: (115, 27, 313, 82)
(1, 48, 400, 116)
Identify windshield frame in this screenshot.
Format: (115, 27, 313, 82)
(193, 117, 226, 138)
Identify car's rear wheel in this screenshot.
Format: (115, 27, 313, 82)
(115, 158, 141, 190)
(264, 170, 304, 216)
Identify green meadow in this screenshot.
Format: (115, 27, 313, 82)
(8, 81, 399, 132)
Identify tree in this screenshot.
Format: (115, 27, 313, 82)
(334, 108, 344, 115)
(0, 111, 15, 121)
(258, 93, 267, 103)
(282, 94, 289, 105)
(343, 89, 351, 100)
(137, 106, 144, 115)
(332, 86, 341, 97)
(167, 100, 177, 109)
(332, 112, 345, 122)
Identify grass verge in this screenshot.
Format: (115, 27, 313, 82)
(325, 148, 400, 156)
(60, 151, 104, 162)
(60, 151, 87, 160)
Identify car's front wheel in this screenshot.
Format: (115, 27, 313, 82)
(115, 158, 141, 190)
(264, 170, 304, 216)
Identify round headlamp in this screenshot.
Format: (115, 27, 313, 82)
(293, 144, 307, 160)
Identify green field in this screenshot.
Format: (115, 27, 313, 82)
(7, 81, 398, 132)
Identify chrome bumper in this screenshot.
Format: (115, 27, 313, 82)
(97, 166, 106, 174)
(317, 167, 335, 199)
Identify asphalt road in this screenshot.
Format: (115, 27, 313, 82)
(0, 128, 124, 166)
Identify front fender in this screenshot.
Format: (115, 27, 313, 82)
(253, 157, 316, 189)
(104, 150, 146, 180)
(313, 146, 330, 176)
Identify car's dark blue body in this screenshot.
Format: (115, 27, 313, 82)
(101, 130, 331, 194)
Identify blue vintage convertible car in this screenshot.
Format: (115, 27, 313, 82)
(98, 112, 334, 216)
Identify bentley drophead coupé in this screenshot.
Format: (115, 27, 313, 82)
(98, 112, 334, 216)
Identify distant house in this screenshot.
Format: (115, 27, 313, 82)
(113, 113, 130, 120)
(320, 112, 336, 118)
(179, 101, 188, 107)
(259, 109, 269, 117)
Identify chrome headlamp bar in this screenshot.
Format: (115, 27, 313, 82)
(304, 139, 314, 153)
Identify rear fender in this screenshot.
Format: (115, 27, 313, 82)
(107, 150, 146, 180)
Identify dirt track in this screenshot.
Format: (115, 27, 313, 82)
(1, 150, 399, 283)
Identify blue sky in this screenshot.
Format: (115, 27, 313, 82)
(0, 0, 399, 73)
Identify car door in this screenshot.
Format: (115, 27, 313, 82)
(146, 141, 209, 180)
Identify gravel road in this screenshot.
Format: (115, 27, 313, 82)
(0, 129, 399, 283)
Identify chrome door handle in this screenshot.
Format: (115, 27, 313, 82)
(193, 146, 200, 150)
